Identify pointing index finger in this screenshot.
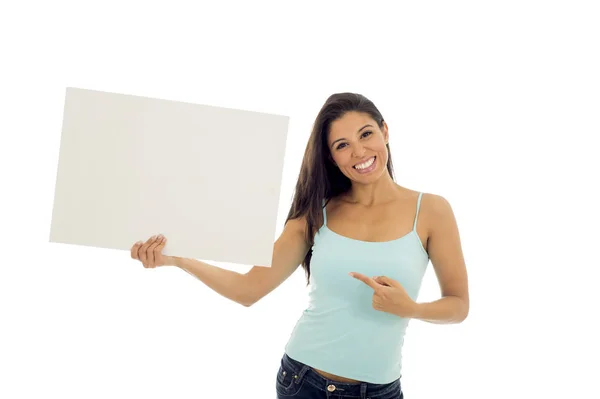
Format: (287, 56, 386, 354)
(349, 272, 379, 290)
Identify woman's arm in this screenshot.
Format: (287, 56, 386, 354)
(173, 216, 310, 307)
(416, 194, 469, 324)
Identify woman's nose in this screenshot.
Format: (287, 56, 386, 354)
(352, 143, 366, 158)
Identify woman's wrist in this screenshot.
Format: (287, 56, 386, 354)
(166, 255, 182, 267)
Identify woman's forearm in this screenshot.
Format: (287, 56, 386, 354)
(172, 257, 251, 306)
(411, 295, 469, 324)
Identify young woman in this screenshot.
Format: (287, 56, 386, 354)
(131, 93, 469, 398)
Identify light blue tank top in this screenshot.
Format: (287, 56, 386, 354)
(284, 192, 430, 384)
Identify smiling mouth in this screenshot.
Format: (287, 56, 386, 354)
(353, 156, 376, 170)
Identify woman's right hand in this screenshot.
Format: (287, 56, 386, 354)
(130, 234, 176, 268)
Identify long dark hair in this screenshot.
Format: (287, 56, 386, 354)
(285, 93, 395, 285)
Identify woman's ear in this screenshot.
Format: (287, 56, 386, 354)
(382, 120, 389, 144)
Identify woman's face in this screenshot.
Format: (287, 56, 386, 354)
(327, 111, 389, 184)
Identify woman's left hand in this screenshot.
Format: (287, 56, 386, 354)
(349, 272, 418, 318)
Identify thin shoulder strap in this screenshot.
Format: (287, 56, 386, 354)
(413, 192, 423, 231)
(322, 198, 327, 226)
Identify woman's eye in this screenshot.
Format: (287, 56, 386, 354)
(335, 132, 371, 150)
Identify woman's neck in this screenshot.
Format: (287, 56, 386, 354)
(345, 172, 404, 206)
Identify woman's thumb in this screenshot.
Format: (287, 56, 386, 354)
(374, 275, 396, 287)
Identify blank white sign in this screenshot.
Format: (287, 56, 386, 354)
(49, 87, 289, 266)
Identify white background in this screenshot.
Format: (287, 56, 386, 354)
(1, 1, 598, 398)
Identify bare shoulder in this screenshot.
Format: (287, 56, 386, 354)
(417, 191, 450, 207)
(412, 191, 454, 234)
(419, 191, 461, 239)
(424, 193, 454, 217)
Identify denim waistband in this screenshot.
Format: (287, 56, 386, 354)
(281, 353, 401, 398)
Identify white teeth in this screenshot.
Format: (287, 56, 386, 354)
(355, 157, 375, 170)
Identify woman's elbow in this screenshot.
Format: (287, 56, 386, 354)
(239, 290, 260, 307)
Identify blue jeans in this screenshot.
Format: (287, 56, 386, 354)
(276, 353, 404, 398)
